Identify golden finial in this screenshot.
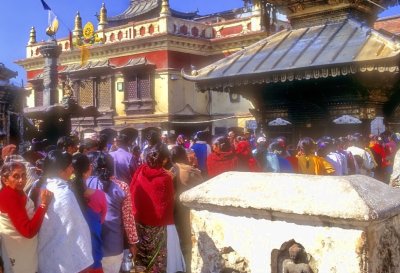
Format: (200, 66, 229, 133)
(253, 0, 262, 10)
(74, 12, 83, 32)
(73, 11, 83, 45)
(98, 3, 108, 31)
(160, 0, 171, 16)
(28, 26, 37, 45)
(46, 17, 59, 38)
(100, 3, 107, 24)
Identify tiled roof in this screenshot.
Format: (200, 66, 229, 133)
(183, 19, 400, 90)
(59, 58, 151, 74)
(0, 63, 17, 81)
(23, 104, 101, 119)
(108, 0, 198, 22)
(61, 60, 110, 73)
(108, 0, 160, 22)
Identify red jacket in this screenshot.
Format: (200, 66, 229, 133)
(130, 164, 174, 226)
(207, 151, 239, 178)
(0, 186, 46, 238)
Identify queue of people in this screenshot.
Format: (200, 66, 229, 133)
(0, 129, 399, 273)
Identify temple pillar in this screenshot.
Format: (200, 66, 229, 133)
(137, 129, 143, 148)
(39, 40, 61, 106)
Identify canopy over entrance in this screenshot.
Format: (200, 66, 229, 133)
(183, 0, 400, 138)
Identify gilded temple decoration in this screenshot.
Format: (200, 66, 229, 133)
(98, 3, 108, 28)
(28, 27, 36, 45)
(72, 12, 83, 45)
(160, 0, 171, 16)
(45, 16, 59, 38)
(251, 0, 397, 28)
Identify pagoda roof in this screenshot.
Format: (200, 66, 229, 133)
(183, 19, 400, 91)
(108, 0, 160, 22)
(60, 60, 110, 74)
(58, 58, 152, 75)
(23, 104, 101, 120)
(0, 63, 17, 81)
(108, 0, 198, 23)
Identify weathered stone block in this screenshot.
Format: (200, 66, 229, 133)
(180, 172, 400, 273)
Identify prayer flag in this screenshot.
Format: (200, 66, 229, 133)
(80, 45, 90, 65)
(40, 0, 51, 10)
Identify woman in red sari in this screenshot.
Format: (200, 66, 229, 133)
(207, 136, 239, 178)
(0, 161, 52, 273)
(130, 144, 185, 273)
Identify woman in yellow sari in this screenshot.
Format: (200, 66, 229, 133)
(297, 137, 335, 175)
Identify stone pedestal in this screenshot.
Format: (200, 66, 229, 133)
(180, 172, 400, 273)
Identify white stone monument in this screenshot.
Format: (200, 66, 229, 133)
(180, 172, 400, 273)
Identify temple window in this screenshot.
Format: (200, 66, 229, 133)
(34, 87, 44, 107)
(118, 31, 123, 41)
(77, 79, 94, 107)
(110, 33, 115, 42)
(97, 77, 113, 111)
(76, 77, 113, 111)
(140, 26, 146, 36)
(179, 25, 188, 35)
(123, 72, 154, 115)
(149, 24, 155, 35)
(191, 27, 199, 37)
(125, 74, 152, 100)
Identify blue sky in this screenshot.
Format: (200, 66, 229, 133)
(0, 0, 399, 84)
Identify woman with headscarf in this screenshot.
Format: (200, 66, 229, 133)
(235, 140, 261, 172)
(86, 152, 138, 273)
(37, 150, 93, 273)
(130, 144, 185, 273)
(297, 137, 335, 175)
(0, 162, 53, 273)
(265, 141, 293, 173)
(72, 153, 107, 273)
(207, 136, 238, 178)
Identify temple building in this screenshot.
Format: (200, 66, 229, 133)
(0, 63, 26, 146)
(16, 0, 288, 142)
(184, 0, 400, 142)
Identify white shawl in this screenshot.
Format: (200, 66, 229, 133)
(38, 177, 93, 273)
(0, 197, 38, 273)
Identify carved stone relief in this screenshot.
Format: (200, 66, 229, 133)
(196, 232, 250, 273)
(271, 240, 316, 273)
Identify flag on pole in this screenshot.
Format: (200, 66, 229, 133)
(40, 0, 51, 10)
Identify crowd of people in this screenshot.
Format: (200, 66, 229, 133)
(0, 128, 399, 273)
